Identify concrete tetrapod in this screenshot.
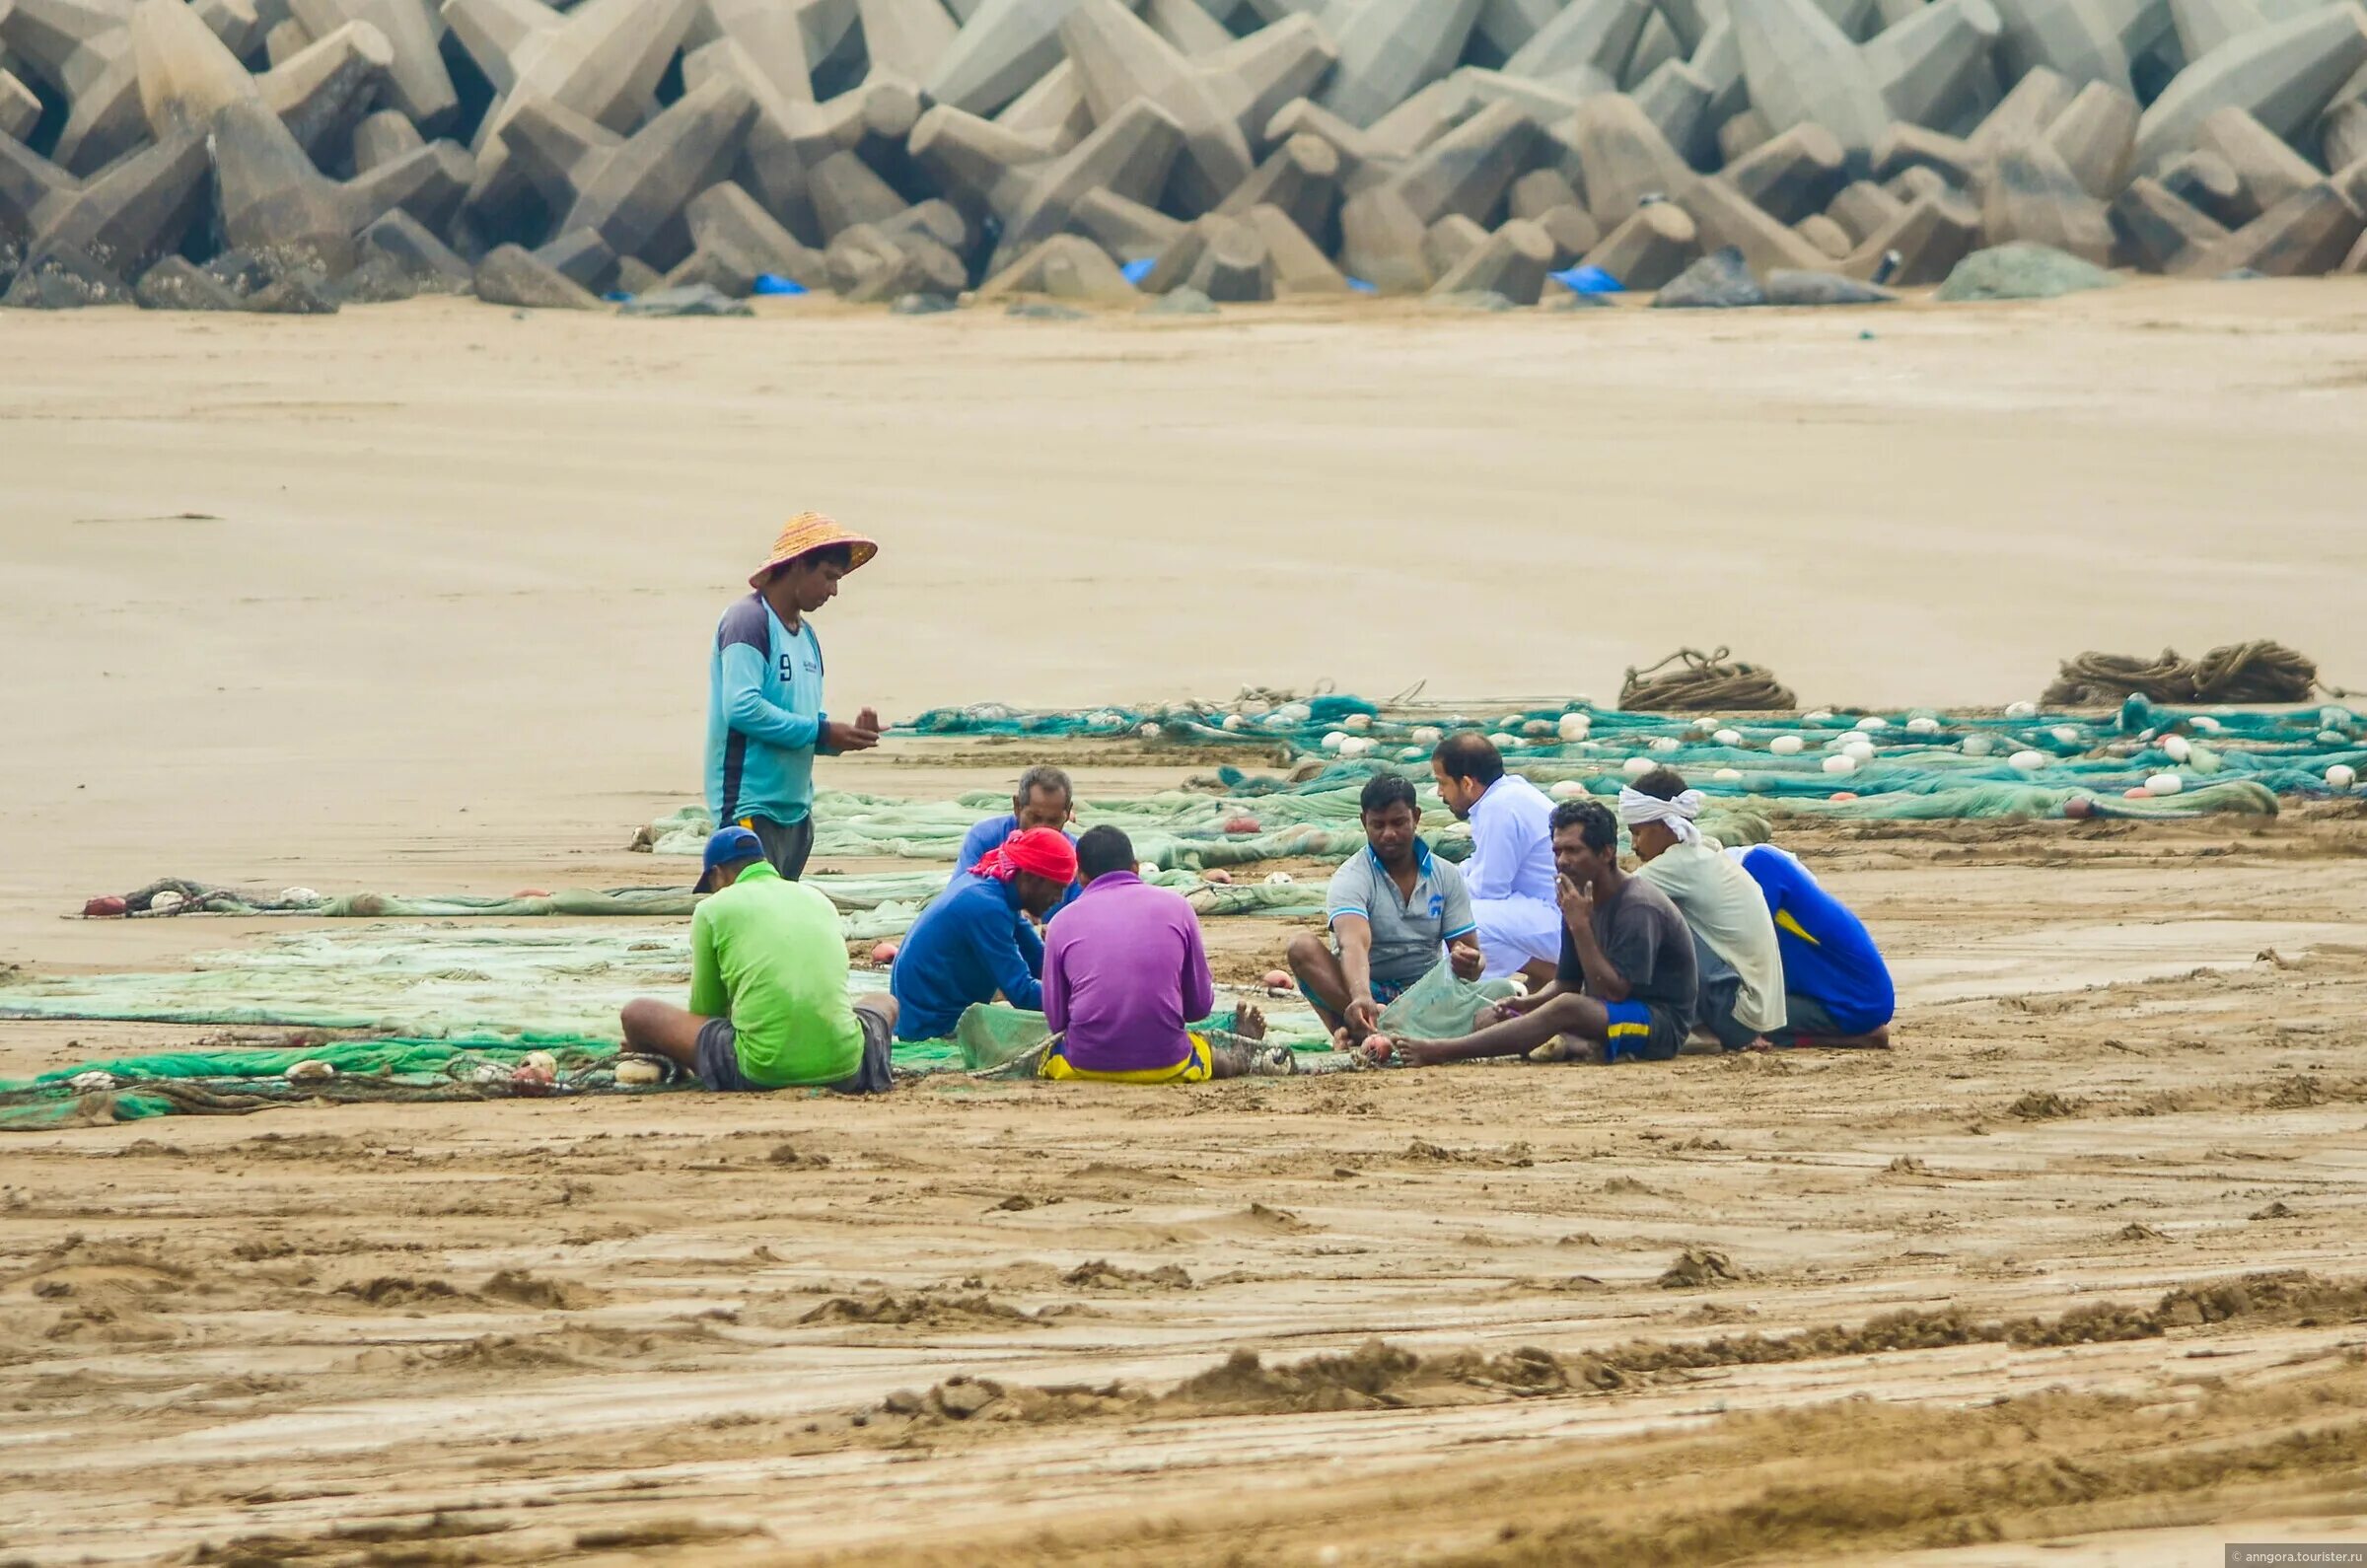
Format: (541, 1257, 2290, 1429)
(2044, 80, 2141, 198)
(685, 181, 828, 287)
(1321, 0, 1485, 128)
(289, 0, 457, 128)
(2180, 178, 2365, 274)
(131, 0, 395, 156)
(1428, 215, 1553, 302)
(2110, 175, 2231, 267)
(977, 231, 1134, 300)
(1239, 200, 1352, 292)
(209, 99, 472, 274)
(1216, 132, 1343, 238)
(1070, 186, 1187, 260)
(1, 0, 153, 173)
(1562, 92, 1696, 228)
(2194, 105, 2325, 216)
(1058, 0, 1255, 213)
(499, 74, 757, 264)
(1979, 136, 2116, 262)
(0, 127, 209, 278)
(1582, 198, 1700, 287)
(1722, 122, 1849, 222)
(2134, 5, 2367, 173)
(1861, 0, 2006, 130)
(1729, 0, 1893, 171)
(473, 241, 602, 307)
(445, 0, 702, 211)
(1986, 0, 2133, 97)
(911, 96, 1184, 273)
(927, 0, 1096, 115)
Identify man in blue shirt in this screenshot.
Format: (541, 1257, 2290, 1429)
(1728, 843, 1896, 1048)
(706, 513, 883, 881)
(958, 765, 1081, 914)
(891, 828, 1079, 1041)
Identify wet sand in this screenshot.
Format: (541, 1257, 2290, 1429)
(4, 285, 2367, 1564)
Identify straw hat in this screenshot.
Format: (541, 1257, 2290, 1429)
(749, 511, 880, 589)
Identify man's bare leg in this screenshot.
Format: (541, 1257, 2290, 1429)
(1516, 958, 1557, 992)
(619, 998, 714, 1074)
(1283, 932, 1353, 1037)
(1394, 993, 1612, 1067)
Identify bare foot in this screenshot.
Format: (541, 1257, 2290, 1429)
(1234, 1003, 1266, 1042)
(1391, 1036, 1445, 1067)
(1527, 1034, 1604, 1065)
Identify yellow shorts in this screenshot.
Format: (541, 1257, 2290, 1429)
(1039, 1033, 1214, 1084)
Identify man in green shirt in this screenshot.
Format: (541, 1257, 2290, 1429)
(619, 827, 897, 1093)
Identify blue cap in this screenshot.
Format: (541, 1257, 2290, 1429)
(700, 826, 763, 891)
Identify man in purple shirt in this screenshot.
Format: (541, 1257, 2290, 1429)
(1039, 827, 1276, 1082)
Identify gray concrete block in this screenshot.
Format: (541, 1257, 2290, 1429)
(472, 240, 601, 306)
(1429, 213, 1553, 301)
(290, 0, 455, 127)
(1321, 0, 1484, 128)
(1864, 0, 2006, 129)
(1796, 209, 1854, 253)
(1581, 196, 1701, 285)
(1729, 0, 1893, 168)
(1843, 184, 1980, 279)
(1240, 199, 1354, 291)
(2109, 172, 2230, 265)
(1827, 176, 1906, 240)
(358, 206, 474, 290)
(502, 74, 755, 262)
(1723, 121, 1849, 220)
(212, 97, 470, 273)
(2195, 104, 2324, 214)
(1216, 131, 1343, 238)
(136, 253, 246, 309)
(1502, 0, 1655, 85)
(1978, 135, 2115, 261)
(2135, 4, 2367, 172)
(1071, 185, 1186, 260)
(1337, 180, 1433, 290)
(2044, 79, 2140, 195)
(1682, 171, 1838, 270)
(2179, 176, 2363, 271)
(0, 125, 209, 279)
(1422, 211, 1490, 274)
(1565, 91, 1695, 227)
(687, 179, 829, 285)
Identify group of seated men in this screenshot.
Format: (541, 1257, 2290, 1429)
(620, 739, 1894, 1093)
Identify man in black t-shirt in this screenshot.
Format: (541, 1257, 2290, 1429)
(1383, 800, 1697, 1067)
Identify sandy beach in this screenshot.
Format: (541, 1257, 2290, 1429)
(3, 283, 2366, 1565)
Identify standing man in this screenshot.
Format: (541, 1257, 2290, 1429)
(1285, 773, 1483, 1044)
(1038, 826, 1275, 1081)
(707, 512, 884, 881)
(619, 827, 897, 1094)
(890, 826, 1077, 1040)
(1620, 768, 1787, 1051)
(1382, 800, 1696, 1068)
(1430, 734, 1559, 984)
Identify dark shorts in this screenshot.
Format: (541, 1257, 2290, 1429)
(1764, 991, 1850, 1045)
(738, 814, 815, 881)
(1297, 969, 1412, 1018)
(693, 1005, 895, 1095)
(1602, 999, 1688, 1063)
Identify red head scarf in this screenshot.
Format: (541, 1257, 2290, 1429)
(971, 826, 1078, 886)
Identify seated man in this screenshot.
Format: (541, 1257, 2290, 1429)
(958, 765, 1077, 872)
(1384, 800, 1696, 1067)
(1621, 768, 1787, 1052)
(1040, 826, 1273, 1081)
(1430, 734, 1559, 985)
(958, 765, 1082, 915)
(619, 826, 896, 1093)
(1287, 773, 1483, 1043)
(1731, 841, 1896, 1047)
(890, 826, 1077, 1040)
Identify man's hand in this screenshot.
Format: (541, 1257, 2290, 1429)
(825, 719, 881, 752)
(854, 706, 882, 733)
(1482, 992, 1536, 1026)
(1343, 996, 1382, 1037)
(1448, 939, 1484, 982)
(1556, 871, 1594, 931)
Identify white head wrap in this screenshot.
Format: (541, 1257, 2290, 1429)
(1618, 785, 1704, 844)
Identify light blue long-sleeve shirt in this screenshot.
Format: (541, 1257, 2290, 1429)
(1465, 773, 1560, 975)
(705, 593, 829, 827)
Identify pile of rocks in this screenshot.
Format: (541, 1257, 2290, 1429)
(4, 0, 2364, 311)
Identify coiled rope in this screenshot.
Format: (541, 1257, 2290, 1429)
(2042, 641, 2337, 706)
(1619, 648, 1797, 712)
